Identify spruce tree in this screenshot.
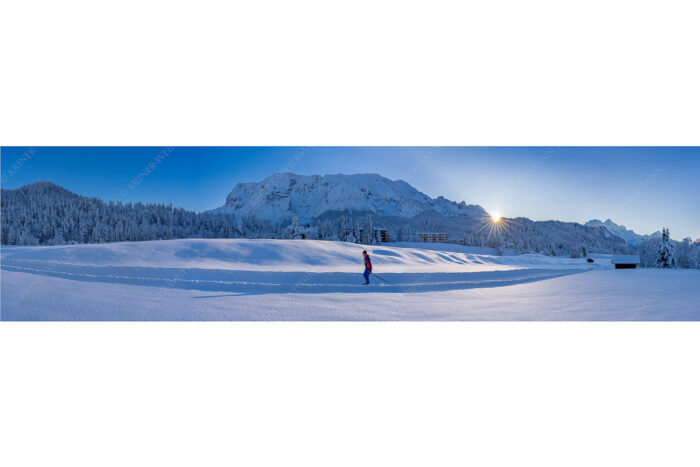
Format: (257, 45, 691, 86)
(655, 227, 676, 268)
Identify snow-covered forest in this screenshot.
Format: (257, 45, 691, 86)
(637, 229, 699, 269)
(0, 182, 274, 244)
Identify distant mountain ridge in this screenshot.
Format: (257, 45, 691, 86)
(584, 219, 648, 248)
(210, 173, 487, 225)
(584, 218, 659, 248)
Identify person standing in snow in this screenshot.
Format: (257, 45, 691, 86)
(362, 250, 372, 285)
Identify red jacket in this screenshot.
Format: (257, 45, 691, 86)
(364, 256, 372, 272)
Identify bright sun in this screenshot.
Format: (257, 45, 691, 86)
(491, 213, 502, 223)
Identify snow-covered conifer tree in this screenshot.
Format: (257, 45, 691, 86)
(655, 227, 676, 268)
(676, 237, 694, 269)
(288, 213, 301, 239)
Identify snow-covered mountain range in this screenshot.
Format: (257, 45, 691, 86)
(210, 173, 486, 224)
(584, 219, 659, 248)
(208, 173, 662, 249)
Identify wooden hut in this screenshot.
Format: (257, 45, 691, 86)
(611, 255, 641, 269)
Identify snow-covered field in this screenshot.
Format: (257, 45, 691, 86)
(1, 239, 699, 320)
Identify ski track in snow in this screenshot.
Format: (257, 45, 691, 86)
(0, 239, 602, 296)
(3, 267, 700, 321)
(0, 259, 588, 294)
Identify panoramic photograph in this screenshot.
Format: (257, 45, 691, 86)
(1, 146, 699, 321)
(4, 3, 699, 466)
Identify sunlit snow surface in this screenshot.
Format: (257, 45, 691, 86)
(1, 239, 698, 320)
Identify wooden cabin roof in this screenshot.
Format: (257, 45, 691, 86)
(611, 255, 641, 264)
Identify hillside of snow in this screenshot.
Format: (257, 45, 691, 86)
(211, 173, 486, 224)
(0, 238, 599, 274)
(2, 238, 699, 321)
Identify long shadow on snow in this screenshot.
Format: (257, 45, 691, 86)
(1, 259, 589, 295)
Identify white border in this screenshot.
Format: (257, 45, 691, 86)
(1, 1, 699, 145)
(2, 323, 700, 467)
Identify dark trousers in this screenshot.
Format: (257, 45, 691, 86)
(363, 269, 371, 284)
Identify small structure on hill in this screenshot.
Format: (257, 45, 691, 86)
(286, 214, 316, 239)
(612, 255, 640, 269)
(374, 228, 390, 243)
(417, 232, 448, 243)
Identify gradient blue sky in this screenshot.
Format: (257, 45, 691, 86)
(1, 147, 698, 239)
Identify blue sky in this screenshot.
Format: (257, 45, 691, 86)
(1, 147, 698, 239)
